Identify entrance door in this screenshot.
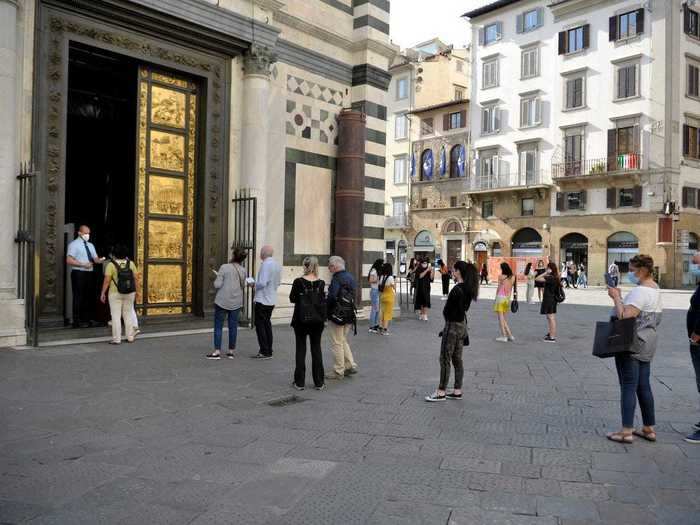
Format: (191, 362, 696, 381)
(446, 240, 462, 268)
(135, 67, 198, 316)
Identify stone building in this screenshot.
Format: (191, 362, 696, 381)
(0, 0, 393, 345)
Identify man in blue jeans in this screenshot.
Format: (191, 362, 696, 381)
(686, 254, 700, 443)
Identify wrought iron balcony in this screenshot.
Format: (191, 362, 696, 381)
(385, 213, 410, 229)
(552, 153, 643, 180)
(468, 169, 545, 191)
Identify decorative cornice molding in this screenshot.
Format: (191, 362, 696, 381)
(549, 0, 615, 22)
(255, 0, 285, 11)
(273, 9, 353, 50)
(277, 39, 352, 84)
(351, 38, 398, 60)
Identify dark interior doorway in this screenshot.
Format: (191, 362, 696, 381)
(66, 42, 138, 260)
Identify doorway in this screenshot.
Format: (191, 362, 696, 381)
(560, 233, 588, 267)
(446, 240, 462, 268)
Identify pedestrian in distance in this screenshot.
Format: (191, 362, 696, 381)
(66, 224, 106, 328)
(378, 262, 395, 335)
(524, 262, 536, 305)
(207, 247, 247, 359)
(289, 256, 326, 391)
(494, 262, 515, 343)
(560, 261, 570, 288)
(606, 255, 662, 444)
(414, 257, 433, 322)
(251, 245, 282, 360)
(368, 259, 383, 334)
(684, 252, 700, 444)
(536, 262, 562, 343)
(577, 262, 588, 288)
(407, 258, 417, 298)
(99, 244, 137, 345)
(534, 259, 546, 302)
(325, 256, 359, 380)
(480, 263, 489, 285)
(425, 261, 479, 402)
(439, 259, 451, 300)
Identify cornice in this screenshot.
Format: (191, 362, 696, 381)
(255, 0, 285, 11)
(549, 0, 616, 22)
(351, 38, 399, 60)
(273, 10, 352, 50)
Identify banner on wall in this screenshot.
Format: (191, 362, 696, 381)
(458, 144, 466, 177)
(422, 150, 434, 180)
(439, 145, 447, 177)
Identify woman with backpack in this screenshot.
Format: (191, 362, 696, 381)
(368, 259, 383, 334)
(207, 247, 248, 359)
(378, 263, 395, 335)
(100, 244, 137, 345)
(289, 256, 326, 390)
(536, 262, 563, 343)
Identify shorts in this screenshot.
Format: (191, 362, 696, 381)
(493, 296, 510, 314)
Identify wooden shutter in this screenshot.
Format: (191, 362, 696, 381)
(582, 24, 590, 49)
(494, 108, 501, 132)
(633, 185, 643, 207)
(580, 190, 587, 210)
(683, 186, 690, 208)
(609, 15, 618, 41)
(607, 128, 618, 171)
(459, 110, 467, 128)
(478, 28, 484, 45)
(443, 113, 451, 131)
(683, 124, 690, 156)
(636, 8, 644, 34)
(607, 187, 617, 209)
(556, 192, 565, 211)
(558, 31, 566, 55)
(535, 99, 542, 125)
(658, 217, 673, 243)
(536, 7, 544, 28)
(684, 3, 691, 35)
(516, 14, 524, 33)
(696, 188, 700, 209)
(633, 124, 641, 157)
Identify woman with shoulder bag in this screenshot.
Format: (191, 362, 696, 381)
(207, 247, 248, 359)
(414, 257, 434, 322)
(100, 244, 137, 345)
(367, 259, 383, 334)
(425, 261, 479, 402)
(494, 262, 515, 342)
(536, 262, 561, 343)
(378, 263, 396, 335)
(605, 255, 662, 444)
(289, 256, 326, 391)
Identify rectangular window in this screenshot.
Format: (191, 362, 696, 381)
(619, 188, 635, 207)
(520, 97, 541, 128)
(456, 60, 464, 72)
(616, 63, 638, 99)
(564, 127, 584, 176)
(450, 196, 458, 208)
(567, 191, 583, 210)
(420, 117, 434, 136)
(450, 112, 463, 129)
(482, 59, 499, 88)
(686, 5, 700, 38)
(684, 187, 698, 208)
(616, 126, 635, 154)
(521, 47, 539, 79)
(618, 11, 637, 39)
(396, 77, 408, 100)
(565, 76, 584, 109)
(395, 114, 408, 140)
(454, 87, 464, 100)
(689, 64, 700, 98)
(420, 198, 428, 209)
(524, 9, 539, 32)
(483, 22, 501, 45)
(481, 106, 500, 134)
(558, 25, 589, 55)
(482, 200, 494, 218)
(521, 198, 534, 216)
(684, 124, 700, 159)
(518, 145, 538, 185)
(393, 156, 407, 184)
(392, 197, 406, 217)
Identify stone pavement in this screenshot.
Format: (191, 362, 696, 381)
(1, 291, 699, 524)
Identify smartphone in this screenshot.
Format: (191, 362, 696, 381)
(604, 272, 618, 288)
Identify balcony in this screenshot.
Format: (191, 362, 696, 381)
(552, 153, 643, 180)
(469, 169, 546, 191)
(385, 213, 410, 229)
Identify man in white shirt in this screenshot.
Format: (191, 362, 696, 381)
(251, 245, 281, 359)
(65, 225, 105, 327)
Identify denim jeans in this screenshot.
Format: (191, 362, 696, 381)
(691, 343, 700, 395)
(614, 354, 655, 428)
(214, 304, 240, 351)
(369, 288, 380, 327)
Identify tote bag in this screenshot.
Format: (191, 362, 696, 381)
(592, 317, 635, 359)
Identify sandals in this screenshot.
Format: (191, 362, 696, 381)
(606, 431, 634, 444)
(633, 428, 657, 442)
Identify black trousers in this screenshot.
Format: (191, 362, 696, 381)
(441, 274, 450, 295)
(293, 324, 325, 388)
(254, 302, 274, 356)
(71, 271, 94, 325)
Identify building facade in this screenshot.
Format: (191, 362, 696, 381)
(0, 0, 393, 345)
(465, 0, 700, 287)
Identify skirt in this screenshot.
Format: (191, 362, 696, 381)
(540, 296, 557, 315)
(493, 296, 510, 314)
(380, 291, 395, 322)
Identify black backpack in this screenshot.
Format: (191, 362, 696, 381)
(297, 280, 326, 324)
(329, 283, 357, 334)
(555, 284, 566, 303)
(111, 258, 136, 294)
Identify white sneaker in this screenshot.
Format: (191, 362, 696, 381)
(441, 296, 448, 301)
(507, 335, 515, 342)
(495, 336, 509, 343)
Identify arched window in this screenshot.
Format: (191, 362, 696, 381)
(421, 149, 434, 181)
(512, 227, 543, 257)
(607, 231, 639, 274)
(450, 145, 463, 178)
(444, 220, 462, 233)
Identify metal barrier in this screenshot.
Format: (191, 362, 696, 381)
(231, 189, 257, 328)
(15, 162, 39, 346)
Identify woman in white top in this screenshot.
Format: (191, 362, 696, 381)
(368, 259, 383, 334)
(606, 254, 662, 444)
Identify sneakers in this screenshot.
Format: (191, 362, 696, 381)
(425, 392, 447, 402)
(292, 383, 305, 391)
(685, 430, 700, 444)
(445, 392, 462, 400)
(368, 327, 379, 334)
(206, 353, 221, 360)
(314, 384, 326, 391)
(693, 421, 700, 431)
(543, 336, 557, 343)
(441, 296, 448, 301)
(507, 335, 515, 342)
(226, 351, 236, 359)
(325, 372, 344, 380)
(251, 353, 272, 360)
(345, 367, 358, 376)
(495, 336, 509, 343)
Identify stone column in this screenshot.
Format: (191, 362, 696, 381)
(0, 0, 19, 296)
(240, 44, 276, 247)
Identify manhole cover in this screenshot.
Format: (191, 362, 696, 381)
(267, 395, 307, 407)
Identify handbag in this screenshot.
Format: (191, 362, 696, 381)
(510, 279, 519, 313)
(592, 317, 635, 358)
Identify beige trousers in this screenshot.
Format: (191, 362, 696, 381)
(328, 323, 356, 376)
(108, 292, 136, 342)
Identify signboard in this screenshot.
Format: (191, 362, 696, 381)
(415, 230, 434, 247)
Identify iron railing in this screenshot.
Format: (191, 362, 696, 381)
(552, 154, 643, 179)
(384, 213, 409, 229)
(231, 189, 257, 328)
(469, 169, 544, 191)
(15, 162, 39, 346)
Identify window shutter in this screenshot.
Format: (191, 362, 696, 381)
(496, 22, 503, 40)
(482, 109, 488, 133)
(558, 31, 566, 54)
(478, 28, 484, 45)
(459, 110, 467, 128)
(607, 128, 618, 171)
(607, 187, 617, 209)
(582, 24, 590, 49)
(556, 192, 565, 212)
(658, 217, 673, 243)
(494, 108, 501, 132)
(535, 99, 542, 125)
(684, 3, 690, 35)
(633, 185, 643, 207)
(633, 124, 641, 156)
(443, 113, 450, 131)
(636, 8, 644, 34)
(580, 190, 587, 209)
(475, 157, 481, 179)
(683, 124, 690, 155)
(683, 187, 690, 208)
(609, 15, 618, 41)
(516, 14, 524, 34)
(520, 99, 526, 127)
(536, 7, 544, 28)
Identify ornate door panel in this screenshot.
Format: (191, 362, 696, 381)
(136, 68, 197, 316)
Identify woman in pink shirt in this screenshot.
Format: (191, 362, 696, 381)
(494, 262, 515, 343)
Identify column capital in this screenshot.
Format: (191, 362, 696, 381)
(243, 43, 277, 78)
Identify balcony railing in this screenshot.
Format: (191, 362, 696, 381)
(469, 169, 544, 191)
(552, 153, 643, 180)
(385, 213, 409, 228)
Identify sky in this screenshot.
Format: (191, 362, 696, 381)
(389, 0, 490, 50)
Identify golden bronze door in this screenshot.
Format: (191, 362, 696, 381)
(135, 67, 197, 316)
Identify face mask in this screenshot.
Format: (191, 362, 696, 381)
(690, 263, 700, 277)
(81, 233, 90, 242)
(627, 272, 640, 285)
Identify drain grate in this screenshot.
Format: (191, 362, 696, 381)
(267, 395, 307, 407)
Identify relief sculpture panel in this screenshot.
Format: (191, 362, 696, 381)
(149, 175, 184, 215)
(147, 264, 183, 303)
(151, 86, 186, 128)
(150, 130, 185, 172)
(148, 220, 183, 259)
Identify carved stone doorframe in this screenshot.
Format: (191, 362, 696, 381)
(34, 3, 233, 325)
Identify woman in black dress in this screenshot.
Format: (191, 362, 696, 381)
(439, 259, 451, 300)
(534, 259, 546, 302)
(414, 257, 433, 322)
(535, 262, 561, 343)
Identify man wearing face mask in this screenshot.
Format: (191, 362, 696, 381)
(66, 225, 105, 328)
(685, 254, 700, 443)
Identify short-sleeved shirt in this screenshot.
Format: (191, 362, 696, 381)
(369, 268, 379, 290)
(379, 275, 394, 294)
(104, 259, 137, 294)
(254, 257, 282, 306)
(67, 238, 98, 272)
(622, 285, 663, 362)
